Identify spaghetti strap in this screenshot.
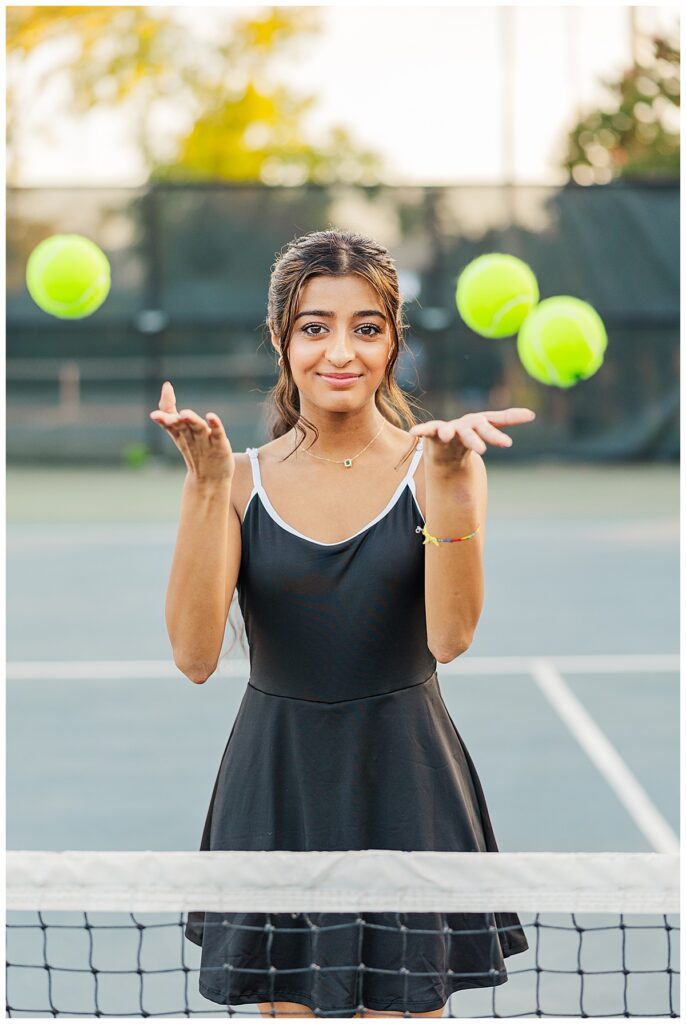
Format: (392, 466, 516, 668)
(245, 447, 261, 492)
(247, 438, 422, 495)
(406, 437, 424, 497)
(406, 437, 424, 478)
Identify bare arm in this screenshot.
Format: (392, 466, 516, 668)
(150, 381, 239, 684)
(423, 452, 487, 663)
(412, 406, 535, 662)
(165, 474, 242, 683)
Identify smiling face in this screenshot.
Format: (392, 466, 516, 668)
(279, 273, 393, 411)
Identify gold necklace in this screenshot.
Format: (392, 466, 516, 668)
(301, 420, 386, 468)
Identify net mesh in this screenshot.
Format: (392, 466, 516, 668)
(6, 850, 679, 1019)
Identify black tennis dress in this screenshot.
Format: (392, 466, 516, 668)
(185, 437, 529, 1015)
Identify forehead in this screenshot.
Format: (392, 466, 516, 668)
(297, 274, 380, 309)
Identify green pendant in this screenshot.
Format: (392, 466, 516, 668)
(343, 458, 353, 468)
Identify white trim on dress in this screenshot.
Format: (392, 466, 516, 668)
(244, 438, 425, 546)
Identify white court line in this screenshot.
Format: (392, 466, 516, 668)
(530, 658, 679, 855)
(6, 660, 246, 680)
(5, 653, 679, 680)
(440, 654, 680, 674)
(7, 525, 178, 549)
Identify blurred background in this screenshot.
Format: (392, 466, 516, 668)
(5, 5, 680, 463)
(5, 5, 681, 1019)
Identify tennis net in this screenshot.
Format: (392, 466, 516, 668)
(6, 849, 679, 1018)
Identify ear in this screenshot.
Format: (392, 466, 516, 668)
(267, 321, 281, 358)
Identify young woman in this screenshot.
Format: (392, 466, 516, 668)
(151, 230, 534, 1019)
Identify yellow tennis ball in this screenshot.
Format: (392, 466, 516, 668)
(517, 296, 608, 388)
(455, 253, 539, 338)
(26, 234, 111, 319)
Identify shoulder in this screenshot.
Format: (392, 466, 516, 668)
(229, 437, 298, 517)
(232, 450, 253, 473)
(248, 434, 291, 462)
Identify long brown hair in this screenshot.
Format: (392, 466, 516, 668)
(221, 228, 429, 664)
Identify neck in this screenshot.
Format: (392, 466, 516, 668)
(291, 406, 388, 459)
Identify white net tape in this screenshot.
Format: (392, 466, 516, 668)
(7, 849, 679, 913)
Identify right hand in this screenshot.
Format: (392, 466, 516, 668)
(149, 381, 235, 482)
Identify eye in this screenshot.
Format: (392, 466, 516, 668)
(301, 323, 382, 337)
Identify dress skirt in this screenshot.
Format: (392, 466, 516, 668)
(185, 671, 529, 1016)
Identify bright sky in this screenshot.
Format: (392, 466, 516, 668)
(9, 4, 680, 186)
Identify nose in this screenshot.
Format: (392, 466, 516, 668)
(325, 332, 357, 364)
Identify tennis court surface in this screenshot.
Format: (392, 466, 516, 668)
(7, 461, 679, 1017)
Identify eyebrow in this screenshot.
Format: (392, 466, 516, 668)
(294, 309, 387, 321)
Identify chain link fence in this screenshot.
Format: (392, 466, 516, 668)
(7, 181, 679, 464)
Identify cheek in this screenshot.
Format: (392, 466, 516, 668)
(285, 341, 313, 368)
(290, 335, 319, 360)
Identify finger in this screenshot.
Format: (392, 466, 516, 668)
(478, 408, 536, 425)
(149, 416, 187, 456)
(408, 420, 443, 436)
(149, 411, 193, 451)
(150, 414, 184, 445)
(177, 409, 211, 436)
(159, 381, 177, 414)
(150, 410, 181, 427)
(474, 419, 513, 447)
(175, 420, 206, 448)
(459, 426, 487, 454)
(206, 412, 228, 440)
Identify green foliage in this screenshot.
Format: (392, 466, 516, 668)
(121, 442, 151, 467)
(6, 6, 385, 185)
(152, 82, 383, 185)
(563, 32, 680, 183)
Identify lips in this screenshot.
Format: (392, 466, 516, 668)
(318, 374, 361, 380)
(318, 373, 362, 389)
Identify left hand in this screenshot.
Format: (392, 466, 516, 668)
(409, 408, 536, 466)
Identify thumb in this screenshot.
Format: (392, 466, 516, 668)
(159, 381, 177, 414)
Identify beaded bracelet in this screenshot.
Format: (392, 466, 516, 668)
(415, 524, 481, 546)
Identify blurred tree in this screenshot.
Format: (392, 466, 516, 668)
(562, 31, 680, 183)
(6, 6, 385, 185)
(156, 88, 382, 186)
